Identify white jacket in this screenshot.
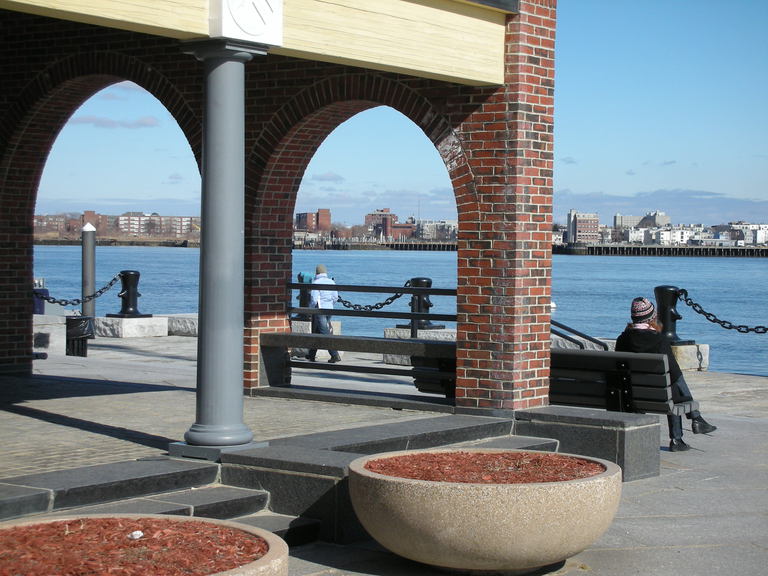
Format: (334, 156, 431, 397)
(310, 273, 339, 309)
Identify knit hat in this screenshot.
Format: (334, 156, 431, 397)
(316, 264, 327, 275)
(631, 297, 656, 323)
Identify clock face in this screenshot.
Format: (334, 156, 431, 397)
(226, 0, 277, 38)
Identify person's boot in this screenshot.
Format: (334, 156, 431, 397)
(669, 439, 690, 452)
(692, 416, 717, 434)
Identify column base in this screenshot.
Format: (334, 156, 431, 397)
(169, 440, 268, 461)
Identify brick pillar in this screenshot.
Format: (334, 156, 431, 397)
(453, 0, 556, 413)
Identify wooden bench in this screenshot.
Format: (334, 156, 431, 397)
(549, 348, 699, 416)
(259, 332, 456, 397)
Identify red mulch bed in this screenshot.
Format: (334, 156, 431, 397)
(0, 517, 268, 576)
(365, 451, 606, 483)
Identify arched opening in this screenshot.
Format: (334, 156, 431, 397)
(34, 81, 202, 319)
(292, 105, 458, 337)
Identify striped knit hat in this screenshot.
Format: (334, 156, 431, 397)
(631, 297, 656, 323)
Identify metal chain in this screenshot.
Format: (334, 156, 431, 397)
(34, 273, 122, 307)
(337, 280, 409, 311)
(678, 289, 767, 334)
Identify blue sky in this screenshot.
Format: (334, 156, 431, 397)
(37, 0, 768, 227)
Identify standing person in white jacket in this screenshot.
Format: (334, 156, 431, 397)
(307, 264, 342, 363)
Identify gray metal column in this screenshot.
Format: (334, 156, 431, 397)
(81, 223, 96, 318)
(180, 41, 265, 448)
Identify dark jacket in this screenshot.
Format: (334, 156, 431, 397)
(615, 327, 691, 402)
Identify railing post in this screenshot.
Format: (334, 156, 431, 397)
(81, 223, 96, 318)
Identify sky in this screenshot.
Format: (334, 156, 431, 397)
(37, 0, 768, 227)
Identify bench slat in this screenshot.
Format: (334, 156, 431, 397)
(552, 349, 669, 375)
(261, 332, 455, 357)
(550, 376, 672, 402)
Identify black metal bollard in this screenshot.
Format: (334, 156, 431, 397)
(401, 277, 445, 336)
(654, 285, 694, 345)
(107, 270, 152, 318)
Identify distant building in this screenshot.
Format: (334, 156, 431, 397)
(637, 211, 670, 228)
(566, 209, 600, 243)
(623, 228, 648, 243)
(365, 208, 398, 238)
(295, 212, 317, 232)
(295, 208, 331, 233)
(653, 228, 692, 245)
(613, 213, 642, 229)
(417, 219, 458, 241)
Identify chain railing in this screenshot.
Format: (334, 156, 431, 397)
(34, 272, 122, 307)
(678, 288, 767, 334)
(337, 280, 408, 311)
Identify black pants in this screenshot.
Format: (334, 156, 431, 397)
(667, 375, 701, 440)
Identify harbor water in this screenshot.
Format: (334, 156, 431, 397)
(33, 246, 767, 376)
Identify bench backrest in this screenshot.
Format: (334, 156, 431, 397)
(550, 348, 674, 413)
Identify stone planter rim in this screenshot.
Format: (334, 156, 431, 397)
(0, 513, 289, 576)
(349, 447, 621, 485)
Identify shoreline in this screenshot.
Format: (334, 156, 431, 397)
(35, 239, 768, 256)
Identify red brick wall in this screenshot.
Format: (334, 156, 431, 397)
(451, 0, 556, 410)
(0, 2, 556, 410)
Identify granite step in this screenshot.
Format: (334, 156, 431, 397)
(232, 511, 322, 547)
(43, 485, 269, 520)
(0, 457, 219, 521)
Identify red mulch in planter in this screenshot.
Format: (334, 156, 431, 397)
(0, 517, 268, 576)
(365, 451, 606, 483)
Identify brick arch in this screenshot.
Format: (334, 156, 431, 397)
(0, 51, 201, 373)
(242, 71, 476, 389)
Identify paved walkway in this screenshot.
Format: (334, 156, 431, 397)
(2, 335, 767, 575)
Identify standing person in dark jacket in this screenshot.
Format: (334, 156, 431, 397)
(615, 297, 717, 452)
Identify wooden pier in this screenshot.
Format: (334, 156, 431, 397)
(554, 244, 768, 257)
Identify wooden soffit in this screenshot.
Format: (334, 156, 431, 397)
(0, 0, 518, 86)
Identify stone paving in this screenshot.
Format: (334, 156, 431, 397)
(0, 337, 434, 477)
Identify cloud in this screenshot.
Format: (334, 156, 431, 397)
(312, 171, 345, 182)
(164, 173, 185, 185)
(554, 188, 768, 226)
(625, 170, 636, 176)
(560, 156, 578, 165)
(660, 160, 677, 166)
(69, 115, 160, 129)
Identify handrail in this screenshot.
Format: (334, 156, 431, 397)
(288, 281, 607, 348)
(551, 319, 609, 350)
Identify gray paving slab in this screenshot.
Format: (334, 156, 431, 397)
(1, 335, 767, 575)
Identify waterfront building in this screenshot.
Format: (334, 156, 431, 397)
(653, 228, 693, 246)
(566, 209, 600, 244)
(613, 213, 642, 229)
(623, 228, 648, 244)
(417, 219, 458, 241)
(638, 211, 670, 228)
(295, 208, 331, 233)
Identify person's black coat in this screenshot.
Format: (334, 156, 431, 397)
(615, 327, 692, 403)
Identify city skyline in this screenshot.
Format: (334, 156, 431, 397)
(34, 206, 767, 232)
(36, 1, 768, 226)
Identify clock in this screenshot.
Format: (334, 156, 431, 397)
(210, 0, 283, 46)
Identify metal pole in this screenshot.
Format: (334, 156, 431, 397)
(81, 222, 96, 318)
(181, 41, 263, 448)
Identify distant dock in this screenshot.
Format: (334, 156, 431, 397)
(554, 243, 768, 257)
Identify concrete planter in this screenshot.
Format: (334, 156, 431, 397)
(348, 449, 621, 574)
(0, 514, 288, 576)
